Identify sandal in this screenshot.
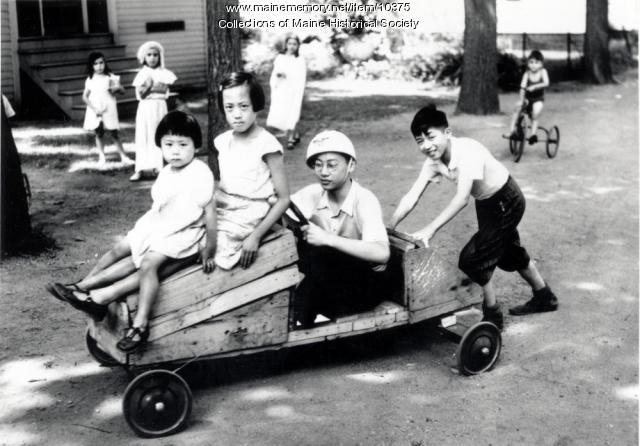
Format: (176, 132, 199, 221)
(117, 326, 149, 353)
(129, 171, 142, 182)
(287, 141, 296, 150)
(52, 283, 107, 321)
(45, 282, 85, 303)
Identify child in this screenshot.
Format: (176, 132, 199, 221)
(213, 71, 290, 269)
(47, 111, 216, 352)
(82, 51, 132, 166)
(289, 130, 389, 327)
(266, 34, 307, 150)
(130, 41, 177, 182)
(509, 50, 549, 145)
(389, 104, 558, 329)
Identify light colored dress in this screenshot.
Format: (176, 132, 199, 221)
(266, 54, 307, 132)
(83, 74, 119, 131)
(213, 127, 283, 269)
(127, 159, 214, 268)
(132, 65, 177, 172)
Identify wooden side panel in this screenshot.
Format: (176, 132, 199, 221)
(127, 231, 298, 318)
(147, 265, 300, 342)
(405, 247, 482, 317)
(130, 290, 290, 366)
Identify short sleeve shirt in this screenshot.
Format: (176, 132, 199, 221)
(214, 127, 283, 199)
(291, 180, 389, 244)
(422, 137, 509, 200)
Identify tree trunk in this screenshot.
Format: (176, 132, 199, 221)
(583, 0, 613, 84)
(456, 0, 500, 115)
(206, 0, 242, 180)
(1, 105, 31, 258)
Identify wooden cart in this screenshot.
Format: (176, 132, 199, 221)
(87, 226, 501, 438)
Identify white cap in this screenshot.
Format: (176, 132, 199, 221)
(305, 130, 356, 167)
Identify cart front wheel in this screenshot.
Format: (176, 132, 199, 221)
(456, 322, 501, 375)
(86, 329, 120, 367)
(123, 369, 193, 438)
(546, 125, 560, 158)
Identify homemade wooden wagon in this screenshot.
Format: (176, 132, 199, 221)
(87, 225, 501, 438)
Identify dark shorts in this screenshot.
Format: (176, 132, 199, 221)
(458, 176, 531, 286)
(94, 122, 118, 138)
(294, 243, 383, 325)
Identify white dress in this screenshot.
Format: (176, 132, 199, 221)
(132, 66, 177, 172)
(83, 74, 120, 131)
(126, 159, 214, 268)
(266, 54, 307, 132)
(212, 127, 283, 269)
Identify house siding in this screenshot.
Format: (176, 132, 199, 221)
(115, 0, 207, 88)
(1, 0, 15, 100)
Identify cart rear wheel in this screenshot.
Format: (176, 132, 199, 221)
(123, 369, 193, 438)
(546, 125, 560, 158)
(456, 322, 501, 375)
(86, 329, 120, 367)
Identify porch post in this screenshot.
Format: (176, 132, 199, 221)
(7, 0, 21, 104)
(81, 0, 89, 33)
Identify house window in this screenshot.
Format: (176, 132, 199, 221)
(146, 21, 185, 33)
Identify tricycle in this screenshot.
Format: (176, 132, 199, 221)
(85, 209, 501, 438)
(504, 98, 560, 163)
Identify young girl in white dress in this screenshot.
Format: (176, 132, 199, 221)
(82, 52, 132, 166)
(47, 111, 216, 352)
(214, 71, 290, 269)
(266, 35, 307, 150)
(130, 41, 177, 181)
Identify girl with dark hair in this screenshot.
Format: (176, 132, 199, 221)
(82, 51, 131, 165)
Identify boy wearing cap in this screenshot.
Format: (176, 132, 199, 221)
(389, 104, 558, 329)
(290, 130, 390, 327)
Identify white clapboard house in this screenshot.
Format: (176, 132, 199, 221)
(1, 0, 207, 119)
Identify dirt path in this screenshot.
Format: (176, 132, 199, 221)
(0, 72, 637, 446)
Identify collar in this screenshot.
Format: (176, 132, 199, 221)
(444, 137, 458, 171)
(316, 180, 358, 217)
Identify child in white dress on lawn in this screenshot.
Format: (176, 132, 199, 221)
(130, 41, 177, 181)
(82, 51, 132, 166)
(213, 71, 290, 269)
(47, 111, 216, 352)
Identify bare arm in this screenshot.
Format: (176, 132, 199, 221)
(238, 152, 290, 268)
(413, 175, 473, 245)
(200, 199, 217, 273)
(388, 163, 433, 229)
(518, 72, 528, 102)
(82, 86, 100, 114)
(303, 223, 389, 264)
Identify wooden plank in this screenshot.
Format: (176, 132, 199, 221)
(404, 247, 482, 312)
(353, 312, 398, 331)
(146, 266, 300, 342)
(87, 318, 127, 364)
(130, 291, 290, 366)
(409, 298, 481, 324)
(126, 230, 298, 318)
(287, 321, 355, 343)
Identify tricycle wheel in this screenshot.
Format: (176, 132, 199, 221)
(123, 369, 193, 438)
(456, 322, 501, 375)
(86, 329, 120, 367)
(511, 118, 526, 163)
(546, 125, 560, 158)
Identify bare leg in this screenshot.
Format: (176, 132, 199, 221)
(84, 239, 131, 280)
(79, 256, 137, 290)
(131, 252, 169, 329)
(95, 134, 106, 164)
(482, 280, 497, 308)
(509, 101, 522, 133)
(517, 260, 546, 291)
(109, 130, 133, 163)
(90, 272, 140, 305)
(529, 101, 544, 138)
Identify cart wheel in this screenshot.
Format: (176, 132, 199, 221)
(456, 322, 501, 375)
(123, 369, 193, 438)
(511, 118, 525, 162)
(545, 125, 560, 158)
(86, 329, 120, 367)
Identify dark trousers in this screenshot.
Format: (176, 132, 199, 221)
(458, 176, 531, 286)
(294, 244, 383, 326)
